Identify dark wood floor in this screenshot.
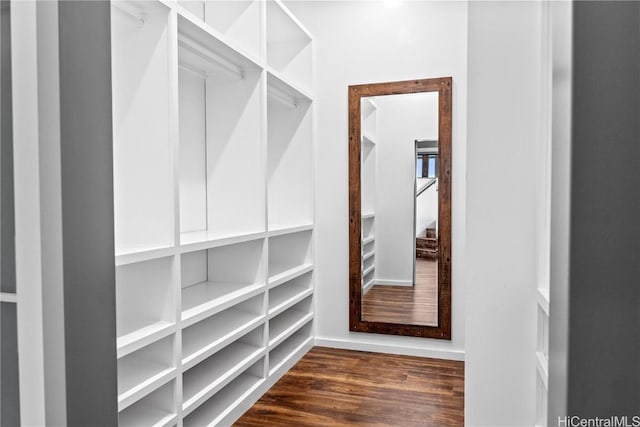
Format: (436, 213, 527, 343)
(362, 258, 438, 326)
(235, 347, 464, 427)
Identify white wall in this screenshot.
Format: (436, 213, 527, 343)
(416, 183, 437, 237)
(375, 93, 436, 286)
(466, 2, 542, 425)
(287, 0, 467, 360)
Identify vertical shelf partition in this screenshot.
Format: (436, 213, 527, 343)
(111, 0, 314, 425)
(361, 98, 377, 295)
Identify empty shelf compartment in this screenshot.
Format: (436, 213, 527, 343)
(204, 0, 261, 58)
(266, 0, 312, 91)
(267, 78, 313, 231)
(118, 335, 176, 411)
(268, 230, 312, 282)
(112, 1, 175, 255)
(268, 322, 312, 375)
(183, 359, 264, 427)
(182, 294, 265, 369)
(182, 327, 264, 414)
(362, 255, 374, 272)
(268, 271, 313, 317)
(268, 296, 313, 348)
(178, 55, 264, 239)
(116, 257, 175, 353)
(361, 216, 375, 241)
(181, 240, 265, 325)
(118, 380, 176, 427)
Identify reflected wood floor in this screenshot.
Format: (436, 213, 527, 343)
(235, 347, 464, 426)
(362, 258, 438, 326)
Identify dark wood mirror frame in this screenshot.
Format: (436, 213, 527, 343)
(348, 77, 452, 339)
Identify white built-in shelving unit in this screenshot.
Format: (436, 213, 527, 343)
(361, 97, 377, 295)
(111, 0, 314, 424)
(535, 4, 551, 425)
(536, 287, 549, 427)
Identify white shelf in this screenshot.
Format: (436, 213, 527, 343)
(268, 263, 313, 289)
(362, 133, 377, 145)
(269, 283, 313, 318)
(182, 307, 265, 370)
(183, 371, 263, 427)
(362, 236, 375, 245)
(177, 10, 261, 75)
(267, 223, 313, 238)
(536, 351, 548, 389)
(267, 68, 313, 105)
(177, 1, 204, 21)
(363, 277, 375, 295)
(268, 330, 312, 376)
(362, 249, 375, 261)
(266, 0, 313, 93)
(118, 363, 176, 411)
(111, 1, 313, 425)
(268, 306, 313, 349)
(537, 287, 549, 316)
(361, 213, 375, 220)
(363, 264, 375, 277)
(120, 407, 176, 427)
(0, 292, 17, 303)
(364, 97, 378, 111)
(268, 0, 312, 41)
(118, 335, 176, 411)
(118, 381, 176, 427)
(181, 282, 264, 327)
(117, 321, 175, 359)
(203, 0, 262, 60)
(268, 230, 312, 279)
(115, 246, 175, 267)
(116, 257, 174, 355)
(362, 252, 374, 267)
(180, 230, 265, 254)
(182, 341, 265, 416)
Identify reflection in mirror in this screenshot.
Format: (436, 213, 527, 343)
(360, 92, 439, 326)
(349, 78, 451, 339)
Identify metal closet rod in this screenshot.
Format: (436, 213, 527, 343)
(268, 86, 298, 109)
(178, 37, 245, 80)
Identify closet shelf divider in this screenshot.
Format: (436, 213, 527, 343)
(117, 321, 176, 359)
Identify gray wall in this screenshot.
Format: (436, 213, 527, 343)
(1, 0, 20, 425)
(58, 1, 118, 425)
(550, 1, 640, 420)
(568, 0, 640, 414)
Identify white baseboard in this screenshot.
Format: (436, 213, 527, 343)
(375, 279, 413, 287)
(314, 337, 465, 361)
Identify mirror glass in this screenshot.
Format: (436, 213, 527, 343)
(349, 77, 451, 339)
(360, 92, 439, 326)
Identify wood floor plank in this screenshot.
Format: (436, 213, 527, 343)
(235, 347, 464, 426)
(362, 258, 438, 326)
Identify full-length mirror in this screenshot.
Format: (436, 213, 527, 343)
(349, 78, 451, 339)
